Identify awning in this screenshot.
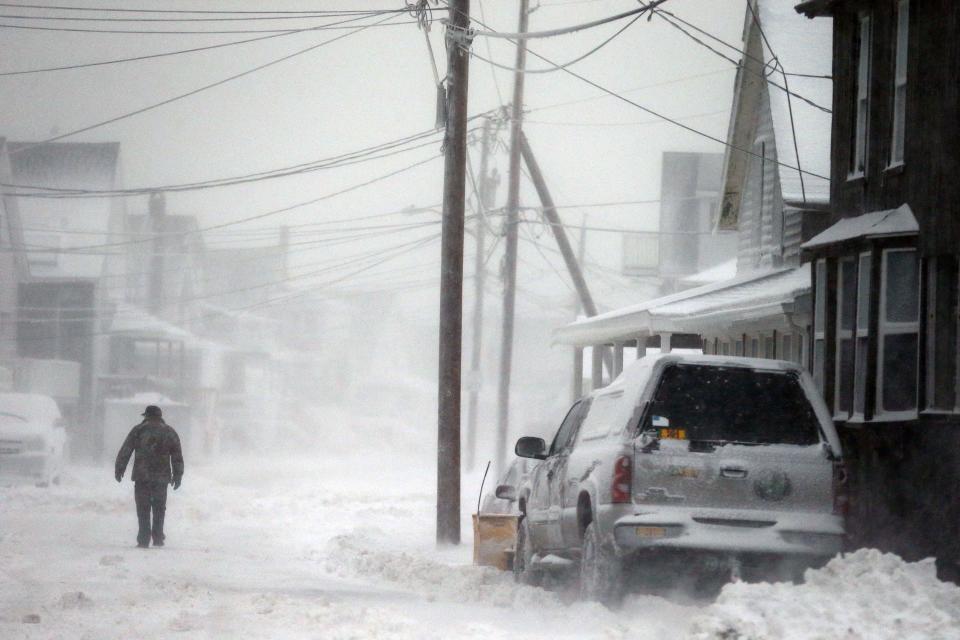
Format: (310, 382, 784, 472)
(554, 266, 810, 346)
(801, 204, 918, 250)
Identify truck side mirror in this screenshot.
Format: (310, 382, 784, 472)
(495, 484, 517, 501)
(515, 436, 547, 460)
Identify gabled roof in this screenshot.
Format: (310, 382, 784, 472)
(802, 204, 919, 250)
(756, 0, 833, 204)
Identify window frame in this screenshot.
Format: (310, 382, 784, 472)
(875, 247, 920, 419)
(813, 259, 828, 393)
(851, 251, 872, 420)
(850, 12, 872, 179)
(834, 257, 858, 419)
(889, 0, 909, 168)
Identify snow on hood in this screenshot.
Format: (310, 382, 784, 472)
(688, 549, 960, 639)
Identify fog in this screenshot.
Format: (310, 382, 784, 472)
(3, 1, 959, 638)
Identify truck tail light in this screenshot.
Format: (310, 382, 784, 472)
(611, 455, 632, 504)
(832, 461, 849, 517)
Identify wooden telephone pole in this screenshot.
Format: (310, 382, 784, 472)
(436, 0, 471, 546)
(465, 118, 498, 471)
(495, 0, 530, 475)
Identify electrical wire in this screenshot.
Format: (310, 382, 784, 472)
(0, 4, 403, 15)
(0, 14, 376, 77)
(0, 10, 406, 22)
(452, 5, 830, 182)
(7, 13, 396, 154)
(463, 1, 668, 40)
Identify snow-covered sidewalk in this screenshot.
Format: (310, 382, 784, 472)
(1, 449, 958, 639)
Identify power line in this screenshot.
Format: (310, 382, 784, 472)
(451, 4, 830, 182)
(0, 3, 402, 14)
(8, 13, 395, 154)
(5, 152, 443, 255)
(464, 1, 668, 40)
(0, 9, 405, 22)
(0, 15, 421, 34)
(0, 14, 375, 77)
(523, 107, 727, 127)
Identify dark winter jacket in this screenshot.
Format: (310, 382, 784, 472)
(115, 418, 184, 483)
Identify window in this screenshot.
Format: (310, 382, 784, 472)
(749, 338, 759, 358)
(577, 391, 625, 441)
(835, 258, 858, 416)
(735, 339, 743, 356)
(764, 336, 775, 359)
(649, 365, 820, 446)
(877, 248, 919, 415)
(721, 342, 730, 356)
(924, 256, 958, 411)
(549, 400, 586, 455)
(813, 260, 827, 393)
(852, 13, 872, 176)
(890, 0, 909, 165)
(853, 252, 872, 416)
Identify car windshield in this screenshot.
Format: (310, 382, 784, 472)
(648, 364, 820, 446)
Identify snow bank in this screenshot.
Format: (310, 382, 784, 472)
(324, 533, 560, 610)
(688, 549, 960, 640)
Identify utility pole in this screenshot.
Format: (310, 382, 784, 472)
(496, 0, 529, 475)
(436, 0, 471, 546)
(465, 118, 498, 471)
(148, 192, 165, 315)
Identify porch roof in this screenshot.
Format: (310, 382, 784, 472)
(801, 204, 918, 250)
(554, 266, 810, 346)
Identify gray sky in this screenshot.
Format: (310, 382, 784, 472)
(0, 0, 746, 299)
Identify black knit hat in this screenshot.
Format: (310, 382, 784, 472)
(142, 405, 162, 418)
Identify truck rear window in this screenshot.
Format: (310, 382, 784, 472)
(647, 365, 820, 446)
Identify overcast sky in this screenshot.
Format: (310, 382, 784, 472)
(0, 0, 747, 301)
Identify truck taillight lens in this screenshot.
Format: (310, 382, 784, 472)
(832, 461, 849, 517)
(612, 455, 632, 504)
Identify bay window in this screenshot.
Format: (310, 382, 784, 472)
(877, 248, 919, 416)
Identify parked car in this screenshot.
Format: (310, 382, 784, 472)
(511, 354, 846, 603)
(0, 393, 67, 487)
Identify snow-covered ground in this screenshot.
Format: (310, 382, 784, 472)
(2, 443, 959, 639)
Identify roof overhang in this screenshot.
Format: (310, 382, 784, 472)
(795, 0, 840, 18)
(801, 204, 918, 251)
(554, 267, 810, 347)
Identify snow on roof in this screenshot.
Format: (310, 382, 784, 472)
(802, 204, 918, 250)
(108, 302, 192, 340)
(554, 266, 809, 345)
(757, 0, 833, 204)
(679, 258, 738, 286)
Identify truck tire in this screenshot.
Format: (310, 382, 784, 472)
(513, 517, 541, 586)
(579, 522, 623, 606)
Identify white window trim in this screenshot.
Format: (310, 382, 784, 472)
(849, 12, 872, 180)
(888, 0, 909, 168)
(813, 259, 828, 392)
(875, 248, 920, 421)
(834, 257, 857, 419)
(851, 251, 872, 422)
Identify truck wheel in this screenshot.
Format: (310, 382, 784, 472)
(513, 517, 541, 586)
(579, 522, 623, 606)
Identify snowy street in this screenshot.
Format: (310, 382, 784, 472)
(3, 441, 959, 640)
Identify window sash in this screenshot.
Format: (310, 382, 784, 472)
(891, 1, 909, 164)
(877, 248, 920, 416)
(853, 252, 872, 417)
(853, 14, 872, 174)
(835, 258, 858, 416)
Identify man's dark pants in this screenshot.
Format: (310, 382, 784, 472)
(134, 481, 168, 546)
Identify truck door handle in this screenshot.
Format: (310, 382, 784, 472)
(720, 466, 748, 479)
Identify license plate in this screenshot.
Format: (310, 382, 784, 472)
(636, 526, 666, 539)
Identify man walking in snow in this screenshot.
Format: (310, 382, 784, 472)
(115, 405, 184, 548)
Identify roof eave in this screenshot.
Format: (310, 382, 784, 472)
(795, 0, 839, 18)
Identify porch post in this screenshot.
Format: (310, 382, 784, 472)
(591, 346, 604, 390)
(613, 342, 624, 377)
(572, 347, 583, 401)
(660, 332, 673, 354)
(636, 334, 648, 359)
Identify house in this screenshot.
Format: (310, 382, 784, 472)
(650, 151, 735, 294)
(554, 0, 833, 395)
(1, 141, 126, 456)
(796, 0, 960, 578)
